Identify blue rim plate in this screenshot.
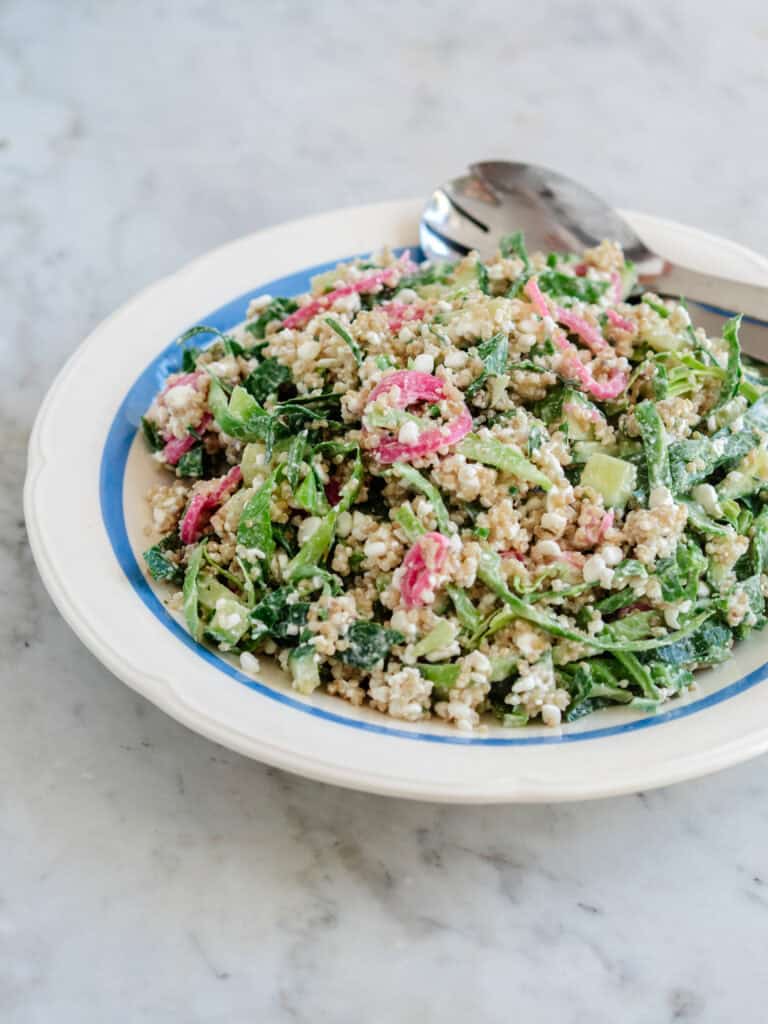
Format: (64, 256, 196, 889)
(25, 200, 768, 800)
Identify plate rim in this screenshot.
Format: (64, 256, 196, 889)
(24, 198, 768, 802)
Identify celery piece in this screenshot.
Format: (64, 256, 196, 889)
(458, 434, 552, 492)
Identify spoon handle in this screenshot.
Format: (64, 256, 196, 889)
(648, 263, 768, 323)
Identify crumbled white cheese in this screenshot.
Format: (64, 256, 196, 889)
(239, 652, 261, 675)
(600, 544, 623, 567)
(364, 539, 388, 559)
(649, 485, 675, 509)
(398, 421, 420, 445)
(692, 483, 721, 516)
(412, 352, 435, 374)
(541, 511, 567, 534)
(583, 554, 614, 588)
(298, 516, 323, 546)
(541, 704, 562, 727)
(164, 384, 196, 412)
(535, 539, 562, 559)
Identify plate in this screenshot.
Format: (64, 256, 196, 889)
(24, 199, 768, 802)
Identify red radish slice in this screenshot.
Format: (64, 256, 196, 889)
(619, 600, 651, 616)
(180, 466, 243, 545)
(572, 262, 622, 303)
(374, 408, 473, 465)
(526, 277, 621, 365)
(555, 308, 607, 354)
(524, 277, 550, 319)
(560, 550, 586, 569)
(381, 301, 425, 333)
(281, 254, 415, 330)
(365, 371, 472, 463)
(598, 510, 615, 540)
(400, 532, 450, 609)
(163, 412, 212, 466)
(553, 333, 628, 401)
(606, 309, 637, 334)
(324, 478, 341, 507)
(501, 549, 525, 562)
(367, 369, 444, 406)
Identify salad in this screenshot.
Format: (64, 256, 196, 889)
(140, 235, 768, 731)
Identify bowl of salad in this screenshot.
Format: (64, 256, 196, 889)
(25, 199, 768, 800)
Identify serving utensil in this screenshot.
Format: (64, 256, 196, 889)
(420, 161, 768, 359)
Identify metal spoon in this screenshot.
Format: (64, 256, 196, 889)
(420, 161, 768, 359)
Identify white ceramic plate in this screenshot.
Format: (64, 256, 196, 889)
(25, 199, 768, 803)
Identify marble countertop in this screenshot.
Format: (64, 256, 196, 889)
(4, 1, 768, 1020)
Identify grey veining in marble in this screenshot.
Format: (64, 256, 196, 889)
(3, 1, 768, 1020)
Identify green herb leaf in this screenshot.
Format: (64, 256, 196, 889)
(182, 542, 206, 641)
(181, 348, 199, 372)
(176, 444, 204, 478)
(499, 231, 530, 269)
(636, 400, 671, 492)
(466, 331, 509, 400)
(143, 533, 182, 583)
(475, 260, 491, 295)
(244, 357, 291, 403)
(325, 316, 363, 366)
(459, 433, 552, 491)
(339, 621, 404, 669)
(245, 297, 298, 340)
(389, 463, 452, 534)
(669, 429, 755, 494)
(251, 586, 309, 642)
(237, 469, 279, 574)
(284, 430, 308, 491)
(538, 271, 609, 305)
(141, 416, 164, 452)
(295, 467, 330, 515)
(713, 316, 742, 410)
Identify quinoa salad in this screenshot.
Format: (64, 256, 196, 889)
(139, 234, 768, 731)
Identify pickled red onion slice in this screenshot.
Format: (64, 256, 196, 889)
(180, 466, 243, 545)
(282, 254, 415, 330)
(365, 371, 472, 463)
(400, 532, 450, 609)
(606, 309, 637, 334)
(163, 412, 212, 466)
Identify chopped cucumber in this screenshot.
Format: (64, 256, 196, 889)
(642, 323, 682, 352)
(206, 596, 251, 647)
(617, 262, 637, 300)
(310, 268, 339, 293)
(229, 384, 259, 420)
(241, 443, 267, 486)
(717, 448, 768, 501)
(489, 652, 518, 682)
(416, 662, 461, 690)
(562, 392, 601, 441)
(571, 440, 609, 464)
(197, 574, 235, 611)
(289, 644, 321, 695)
(412, 619, 457, 659)
(581, 452, 637, 508)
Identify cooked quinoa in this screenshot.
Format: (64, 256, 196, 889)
(140, 235, 768, 730)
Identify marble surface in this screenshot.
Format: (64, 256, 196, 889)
(4, 1, 768, 1020)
